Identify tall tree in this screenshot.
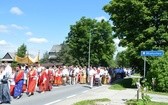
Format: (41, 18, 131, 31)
(104, 0, 168, 71)
(40, 51, 49, 63)
(115, 51, 130, 68)
(66, 17, 116, 67)
(17, 44, 27, 57)
(57, 42, 76, 66)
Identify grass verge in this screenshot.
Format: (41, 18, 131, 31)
(73, 98, 110, 105)
(109, 78, 138, 90)
(126, 99, 168, 105)
(133, 73, 141, 76)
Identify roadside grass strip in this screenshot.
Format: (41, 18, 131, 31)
(73, 98, 110, 105)
(126, 99, 168, 105)
(109, 78, 138, 90)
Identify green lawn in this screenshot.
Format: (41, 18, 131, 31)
(133, 73, 141, 76)
(109, 78, 138, 90)
(126, 99, 168, 105)
(73, 98, 110, 105)
(109, 78, 168, 95)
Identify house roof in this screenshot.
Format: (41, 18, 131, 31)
(1, 52, 37, 62)
(8, 52, 16, 59)
(2, 52, 16, 59)
(49, 45, 62, 53)
(1, 52, 16, 62)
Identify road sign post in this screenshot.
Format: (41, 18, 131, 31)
(141, 50, 164, 78)
(143, 57, 146, 78)
(141, 50, 164, 57)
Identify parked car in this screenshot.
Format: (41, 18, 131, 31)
(114, 68, 126, 79)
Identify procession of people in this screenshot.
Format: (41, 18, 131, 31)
(0, 62, 113, 104)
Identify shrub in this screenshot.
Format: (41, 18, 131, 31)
(148, 51, 168, 92)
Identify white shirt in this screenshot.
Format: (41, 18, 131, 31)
(74, 67, 79, 74)
(9, 73, 15, 85)
(100, 69, 104, 76)
(0, 72, 3, 84)
(62, 69, 69, 76)
(37, 66, 42, 73)
(95, 73, 100, 78)
(89, 69, 96, 76)
(4, 65, 12, 78)
(104, 70, 108, 75)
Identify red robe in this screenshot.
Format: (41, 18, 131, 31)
(38, 71, 47, 92)
(14, 70, 24, 97)
(54, 69, 62, 86)
(27, 70, 37, 93)
(15, 70, 24, 83)
(47, 70, 54, 91)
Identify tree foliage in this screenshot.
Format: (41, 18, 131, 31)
(17, 44, 27, 57)
(104, 0, 168, 70)
(148, 52, 168, 92)
(40, 51, 49, 63)
(104, 0, 168, 92)
(115, 50, 130, 68)
(57, 42, 76, 66)
(66, 17, 116, 67)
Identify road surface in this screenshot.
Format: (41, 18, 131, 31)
(5, 84, 95, 105)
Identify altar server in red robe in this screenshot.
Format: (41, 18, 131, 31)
(27, 66, 37, 96)
(38, 67, 47, 93)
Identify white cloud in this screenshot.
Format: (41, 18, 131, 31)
(11, 24, 26, 30)
(113, 38, 127, 58)
(28, 37, 48, 44)
(10, 7, 23, 15)
(0, 24, 28, 34)
(0, 40, 8, 45)
(0, 25, 8, 33)
(0, 43, 17, 58)
(25, 32, 33, 36)
(95, 16, 108, 21)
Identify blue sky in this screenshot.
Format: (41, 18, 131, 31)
(0, 0, 122, 58)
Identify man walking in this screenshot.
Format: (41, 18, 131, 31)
(88, 67, 96, 89)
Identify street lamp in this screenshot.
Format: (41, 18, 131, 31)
(88, 32, 91, 68)
(88, 28, 96, 68)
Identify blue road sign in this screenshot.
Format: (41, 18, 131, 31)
(141, 50, 164, 56)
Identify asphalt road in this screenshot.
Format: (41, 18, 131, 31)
(5, 84, 93, 105)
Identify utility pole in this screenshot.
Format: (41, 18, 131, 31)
(88, 32, 91, 68)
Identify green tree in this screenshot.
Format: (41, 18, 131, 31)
(148, 51, 168, 92)
(57, 42, 76, 66)
(66, 17, 116, 67)
(104, 0, 168, 72)
(40, 51, 49, 63)
(115, 51, 130, 67)
(17, 44, 27, 57)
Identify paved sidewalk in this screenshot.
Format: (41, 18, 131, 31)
(148, 93, 168, 103)
(50, 75, 168, 105)
(55, 84, 168, 105)
(55, 85, 138, 105)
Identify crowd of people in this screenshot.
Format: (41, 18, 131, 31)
(0, 63, 113, 104)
